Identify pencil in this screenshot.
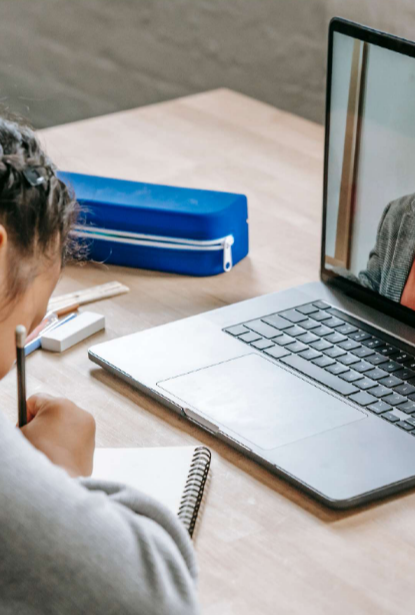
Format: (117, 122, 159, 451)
(16, 325, 27, 427)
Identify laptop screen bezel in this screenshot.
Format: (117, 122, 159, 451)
(321, 17, 415, 328)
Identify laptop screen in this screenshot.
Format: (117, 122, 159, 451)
(324, 26, 415, 314)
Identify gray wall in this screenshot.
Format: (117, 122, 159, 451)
(2, 0, 415, 129)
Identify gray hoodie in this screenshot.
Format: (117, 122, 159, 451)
(0, 410, 200, 615)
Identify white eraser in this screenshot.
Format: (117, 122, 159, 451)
(41, 311, 105, 352)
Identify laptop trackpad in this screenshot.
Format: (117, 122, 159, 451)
(159, 354, 366, 450)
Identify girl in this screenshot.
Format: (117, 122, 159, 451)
(0, 118, 199, 615)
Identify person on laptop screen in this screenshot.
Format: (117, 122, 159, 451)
(0, 118, 199, 614)
(326, 31, 415, 313)
(358, 194, 415, 309)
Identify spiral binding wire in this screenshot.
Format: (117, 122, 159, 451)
(178, 446, 211, 537)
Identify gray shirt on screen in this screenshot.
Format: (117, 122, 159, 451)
(357, 193, 415, 302)
(0, 410, 199, 615)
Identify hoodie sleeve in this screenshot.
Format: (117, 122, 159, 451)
(0, 411, 199, 615)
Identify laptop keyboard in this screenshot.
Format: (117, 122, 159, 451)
(224, 301, 415, 436)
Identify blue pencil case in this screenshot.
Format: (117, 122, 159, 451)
(57, 171, 249, 276)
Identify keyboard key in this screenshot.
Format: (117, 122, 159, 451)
(362, 337, 385, 349)
(262, 314, 292, 330)
(397, 401, 415, 414)
(285, 325, 307, 338)
(312, 356, 335, 368)
(285, 341, 308, 354)
(323, 346, 347, 359)
(382, 392, 407, 407)
(239, 332, 262, 343)
(369, 385, 392, 398)
(312, 311, 332, 322)
(297, 304, 318, 315)
(368, 401, 392, 414)
(324, 317, 344, 329)
(365, 368, 388, 381)
(352, 346, 375, 359)
(312, 325, 332, 337)
(310, 339, 333, 352)
(338, 353, 360, 366)
(382, 412, 400, 423)
(298, 348, 322, 361)
(325, 332, 347, 344)
(279, 310, 307, 324)
(263, 346, 291, 360)
(397, 421, 414, 431)
(378, 375, 403, 388)
(355, 378, 376, 390)
(362, 338, 385, 349)
(300, 319, 321, 331)
(350, 330, 372, 342)
(395, 353, 414, 364)
(326, 364, 349, 376)
(337, 324, 358, 335)
(366, 354, 388, 366)
(396, 384, 415, 398)
(379, 345, 399, 357)
(339, 340, 361, 351)
(280, 354, 358, 396)
(296, 332, 319, 345)
(381, 361, 401, 373)
(313, 301, 330, 310)
(404, 417, 415, 427)
(352, 361, 373, 373)
(225, 325, 249, 336)
(349, 391, 377, 406)
(275, 334, 296, 347)
(339, 371, 363, 383)
(393, 368, 415, 381)
(246, 320, 282, 338)
(251, 339, 275, 350)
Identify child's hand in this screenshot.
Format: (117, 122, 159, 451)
(21, 393, 96, 477)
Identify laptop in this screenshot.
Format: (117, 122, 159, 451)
(89, 18, 415, 508)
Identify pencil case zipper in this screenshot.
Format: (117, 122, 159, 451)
(72, 226, 235, 272)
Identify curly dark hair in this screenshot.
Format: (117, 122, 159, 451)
(0, 118, 79, 301)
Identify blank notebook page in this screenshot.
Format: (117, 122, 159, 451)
(92, 446, 197, 514)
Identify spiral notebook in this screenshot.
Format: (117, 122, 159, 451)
(92, 446, 211, 537)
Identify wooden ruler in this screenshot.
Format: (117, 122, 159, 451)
(48, 281, 129, 312)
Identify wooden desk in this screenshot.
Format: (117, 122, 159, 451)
(2, 89, 408, 615)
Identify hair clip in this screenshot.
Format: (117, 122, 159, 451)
(22, 167, 46, 187)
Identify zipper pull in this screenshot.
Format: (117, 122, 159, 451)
(223, 235, 234, 272)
